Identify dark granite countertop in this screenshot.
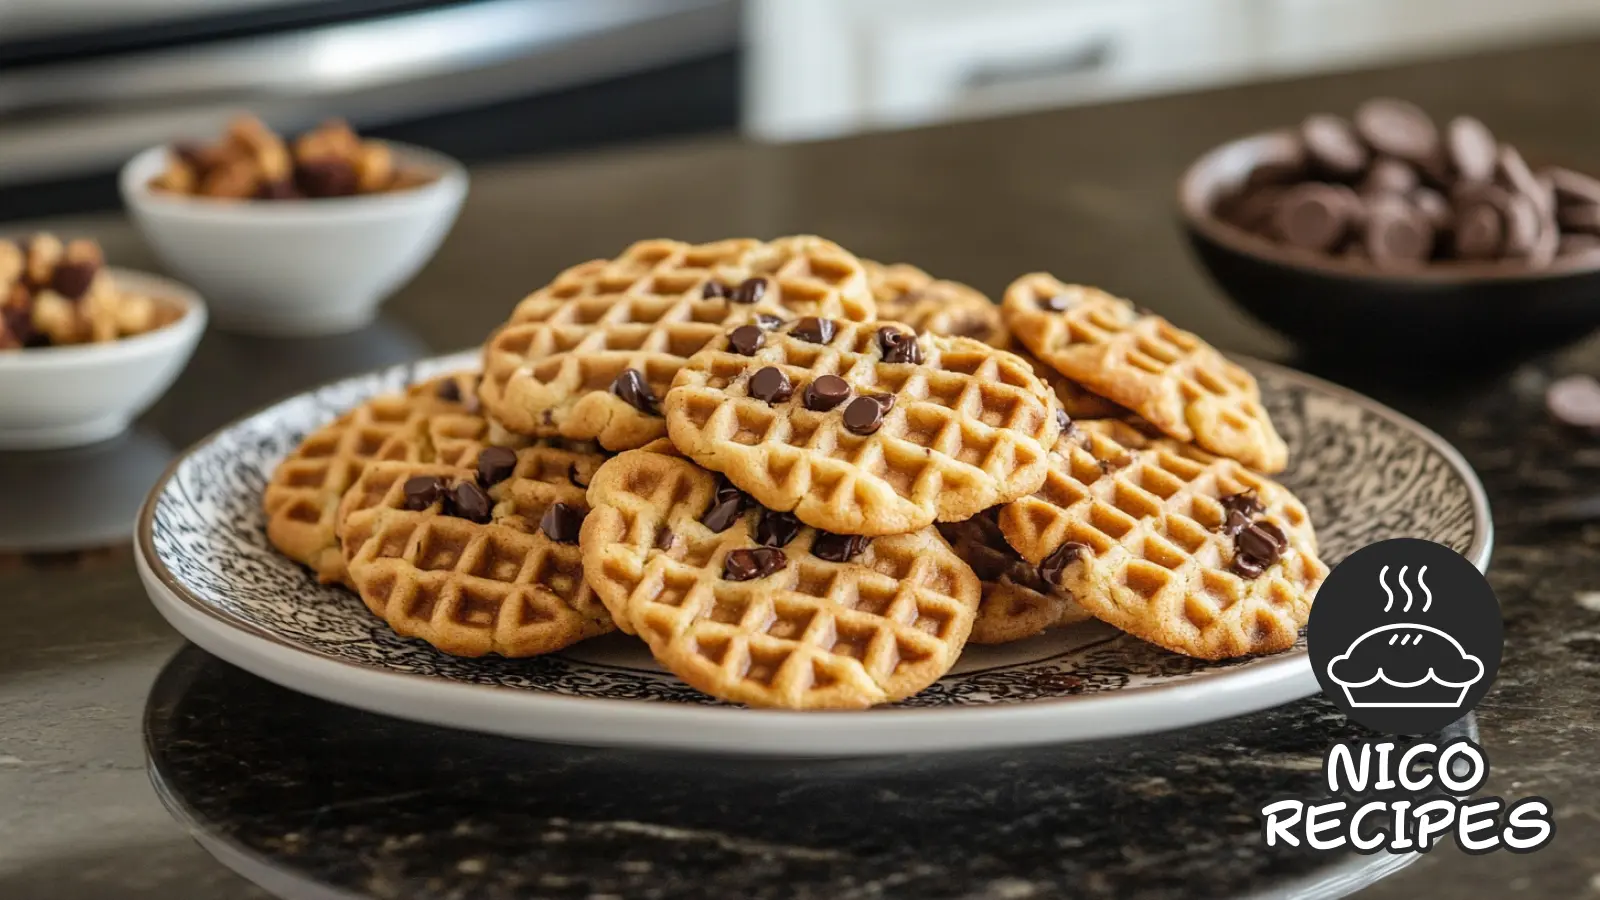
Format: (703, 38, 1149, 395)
(6, 36, 1600, 899)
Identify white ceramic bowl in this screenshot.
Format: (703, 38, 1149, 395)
(119, 142, 467, 336)
(0, 269, 206, 449)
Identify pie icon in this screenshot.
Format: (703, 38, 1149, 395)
(1326, 623, 1485, 709)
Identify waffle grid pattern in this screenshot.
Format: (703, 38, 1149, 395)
(336, 444, 613, 657)
(1002, 274, 1288, 473)
(999, 421, 1326, 659)
(481, 236, 876, 450)
(666, 319, 1061, 535)
(581, 446, 980, 708)
(863, 260, 1008, 348)
(262, 374, 484, 584)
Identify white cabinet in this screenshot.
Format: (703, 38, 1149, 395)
(745, 0, 1600, 142)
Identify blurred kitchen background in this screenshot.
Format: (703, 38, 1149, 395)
(4, 0, 1600, 222)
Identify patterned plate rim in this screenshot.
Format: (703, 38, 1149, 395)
(134, 350, 1492, 752)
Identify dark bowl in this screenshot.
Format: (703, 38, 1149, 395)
(1178, 130, 1600, 366)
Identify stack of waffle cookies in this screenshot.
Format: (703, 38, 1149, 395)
(263, 237, 1328, 709)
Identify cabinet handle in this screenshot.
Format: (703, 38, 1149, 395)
(961, 36, 1117, 91)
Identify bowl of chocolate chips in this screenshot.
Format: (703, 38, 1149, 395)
(121, 115, 466, 337)
(1179, 97, 1600, 364)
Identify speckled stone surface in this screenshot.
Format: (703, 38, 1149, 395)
(7, 36, 1600, 899)
(145, 647, 1445, 900)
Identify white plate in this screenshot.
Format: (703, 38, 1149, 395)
(137, 350, 1491, 756)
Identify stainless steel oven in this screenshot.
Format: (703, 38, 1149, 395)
(0, 0, 739, 217)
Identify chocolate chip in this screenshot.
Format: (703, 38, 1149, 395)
(1218, 490, 1265, 520)
(568, 462, 591, 488)
(1039, 293, 1074, 312)
(254, 179, 301, 201)
(1256, 520, 1289, 552)
(1363, 196, 1434, 267)
(294, 158, 358, 198)
(713, 474, 748, 506)
(803, 374, 851, 411)
(755, 510, 801, 548)
(791, 317, 835, 344)
(402, 475, 445, 510)
(539, 502, 585, 543)
(748, 366, 793, 404)
(1446, 116, 1497, 184)
(843, 396, 886, 435)
(812, 531, 870, 563)
(1354, 98, 1439, 166)
(867, 393, 896, 414)
(754, 314, 784, 331)
(732, 277, 767, 304)
(876, 326, 923, 364)
(49, 260, 98, 301)
(1503, 193, 1542, 258)
(1411, 187, 1451, 230)
(1220, 509, 1252, 537)
(1357, 157, 1419, 197)
(701, 496, 744, 533)
(728, 324, 764, 356)
(1231, 554, 1267, 579)
(1237, 526, 1278, 561)
(1497, 146, 1548, 215)
(1300, 114, 1369, 177)
(1550, 167, 1600, 208)
(702, 281, 731, 299)
(610, 368, 659, 415)
(1039, 541, 1089, 585)
(1272, 183, 1356, 252)
(1453, 203, 1505, 259)
(723, 547, 787, 581)
(447, 480, 493, 524)
(1546, 374, 1600, 429)
(655, 529, 675, 551)
(436, 379, 462, 402)
(476, 446, 518, 487)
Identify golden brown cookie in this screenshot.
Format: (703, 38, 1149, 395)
(936, 511, 1091, 644)
(263, 373, 487, 585)
(862, 260, 1008, 348)
(664, 317, 1061, 536)
(1012, 345, 1128, 421)
(998, 420, 1325, 659)
(480, 237, 876, 452)
(1002, 275, 1288, 473)
(336, 441, 612, 657)
(579, 443, 980, 708)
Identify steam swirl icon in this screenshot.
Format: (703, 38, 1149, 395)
(1325, 566, 1486, 709)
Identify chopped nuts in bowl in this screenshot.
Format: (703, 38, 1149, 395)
(147, 115, 436, 201)
(1, 235, 184, 350)
(121, 115, 467, 337)
(0, 234, 206, 449)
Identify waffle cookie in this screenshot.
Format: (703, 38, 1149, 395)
(1002, 275, 1288, 473)
(580, 443, 980, 708)
(937, 512, 1091, 644)
(1015, 346, 1127, 420)
(863, 260, 1008, 348)
(263, 373, 487, 584)
(480, 236, 876, 452)
(998, 420, 1326, 659)
(665, 317, 1061, 536)
(336, 441, 612, 657)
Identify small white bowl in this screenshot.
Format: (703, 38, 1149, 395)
(119, 142, 468, 336)
(0, 269, 206, 449)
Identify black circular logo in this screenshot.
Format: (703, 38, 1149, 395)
(1308, 538, 1501, 734)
